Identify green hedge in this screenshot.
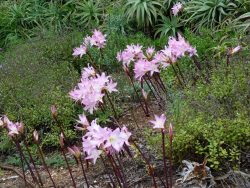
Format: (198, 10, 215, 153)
(0, 33, 81, 150)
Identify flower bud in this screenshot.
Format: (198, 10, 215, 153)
(33, 130, 39, 143)
(68, 146, 81, 159)
(142, 89, 148, 100)
(59, 132, 65, 148)
(169, 123, 173, 141)
(51, 105, 58, 119)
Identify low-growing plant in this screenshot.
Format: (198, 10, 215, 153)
(0, 34, 80, 149)
(125, 0, 164, 28)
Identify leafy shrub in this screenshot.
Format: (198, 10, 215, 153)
(183, 0, 241, 31)
(0, 34, 80, 150)
(146, 60, 250, 170)
(71, 0, 103, 29)
(125, 0, 164, 28)
(155, 15, 182, 38)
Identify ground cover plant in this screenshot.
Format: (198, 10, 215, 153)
(0, 0, 250, 188)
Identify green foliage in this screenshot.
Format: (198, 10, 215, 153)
(146, 60, 250, 170)
(5, 154, 22, 167)
(45, 152, 74, 168)
(102, 7, 129, 35)
(233, 12, 250, 32)
(125, 0, 164, 28)
(0, 34, 80, 149)
(72, 0, 103, 29)
(155, 16, 182, 38)
(183, 0, 241, 31)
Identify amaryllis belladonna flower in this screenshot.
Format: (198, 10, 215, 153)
(172, 2, 183, 16)
(82, 119, 132, 164)
(69, 66, 117, 114)
(4, 117, 24, 137)
(229, 45, 241, 55)
(150, 114, 166, 129)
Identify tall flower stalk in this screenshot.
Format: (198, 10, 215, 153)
(60, 134, 77, 188)
(150, 114, 170, 188)
(33, 130, 57, 188)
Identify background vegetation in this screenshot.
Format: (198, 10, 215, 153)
(0, 0, 249, 172)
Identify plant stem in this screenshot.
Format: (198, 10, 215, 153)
(15, 140, 39, 186)
(61, 148, 76, 188)
(176, 63, 185, 85)
(87, 52, 100, 73)
(156, 73, 167, 93)
(36, 144, 57, 188)
(144, 76, 158, 101)
(79, 155, 90, 188)
(127, 73, 148, 115)
(169, 135, 173, 188)
(146, 74, 163, 100)
(162, 130, 169, 188)
(170, 64, 184, 88)
(100, 155, 116, 188)
(105, 91, 118, 119)
(107, 155, 123, 188)
(132, 141, 158, 188)
(23, 140, 43, 186)
(115, 154, 128, 188)
(15, 141, 27, 187)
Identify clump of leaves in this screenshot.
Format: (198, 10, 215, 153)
(125, 0, 163, 28)
(183, 0, 240, 31)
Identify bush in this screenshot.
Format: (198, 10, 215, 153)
(146, 60, 250, 170)
(0, 33, 81, 150)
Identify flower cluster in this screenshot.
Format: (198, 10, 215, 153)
(2, 116, 24, 137)
(117, 34, 197, 81)
(69, 65, 117, 114)
(73, 29, 107, 58)
(82, 117, 131, 164)
(172, 2, 183, 16)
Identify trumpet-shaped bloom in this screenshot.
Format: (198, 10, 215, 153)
(69, 67, 117, 114)
(150, 114, 166, 129)
(146, 47, 155, 58)
(72, 45, 87, 58)
(172, 2, 183, 16)
(91, 29, 107, 49)
(5, 118, 24, 137)
(77, 113, 89, 127)
(82, 119, 132, 164)
(134, 59, 159, 80)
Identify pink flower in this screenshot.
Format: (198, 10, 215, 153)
(150, 114, 166, 129)
(69, 67, 117, 114)
(6, 120, 24, 137)
(134, 59, 159, 80)
(104, 127, 131, 152)
(91, 29, 107, 49)
(85, 148, 102, 164)
(82, 119, 132, 164)
(146, 47, 155, 58)
(77, 113, 89, 127)
(172, 2, 183, 16)
(229, 45, 241, 55)
(81, 65, 96, 79)
(72, 45, 87, 58)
